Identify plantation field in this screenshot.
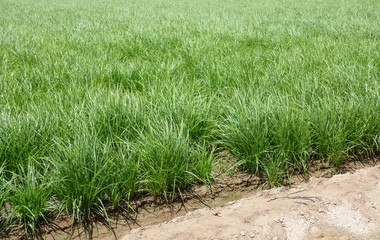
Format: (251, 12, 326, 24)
(0, 0, 379, 236)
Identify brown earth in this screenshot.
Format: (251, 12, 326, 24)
(119, 165, 380, 240)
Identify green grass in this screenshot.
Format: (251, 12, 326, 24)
(6, 164, 54, 237)
(1, 0, 379, 235)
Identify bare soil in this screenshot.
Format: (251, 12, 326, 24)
(121, 164, 380, 240)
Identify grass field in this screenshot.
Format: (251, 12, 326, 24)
(1, 0, 379, 236)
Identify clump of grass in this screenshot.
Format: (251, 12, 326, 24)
(219, 96, 271, 174)
(0, 165, 10, 231)
(309, 95, 380, 168)
(5, 163, 54, 237)
(50, 131, 139, 222)
(269, 102, 312, 175)
(138, 120, 213, 200)
(104, 144, 140, 208)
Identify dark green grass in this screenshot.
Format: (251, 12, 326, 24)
(0, 0, 379, 235)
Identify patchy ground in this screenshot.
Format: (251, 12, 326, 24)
(120, 166, 380, 240)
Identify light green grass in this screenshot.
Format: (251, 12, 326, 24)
(1, 0, 379, 234)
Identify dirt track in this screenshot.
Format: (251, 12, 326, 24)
(120, 166, 380, 240)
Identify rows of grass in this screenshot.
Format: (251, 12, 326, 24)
(1, 0, 379, 236)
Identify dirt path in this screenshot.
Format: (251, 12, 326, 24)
(120, 166, 380, 240)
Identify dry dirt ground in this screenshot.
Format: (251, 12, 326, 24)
(120, 166, 380, 240)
